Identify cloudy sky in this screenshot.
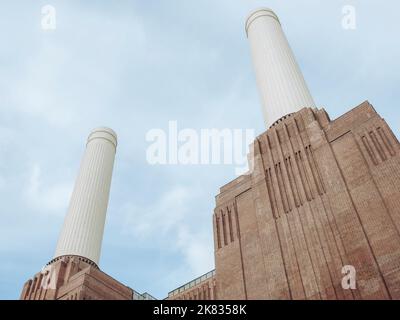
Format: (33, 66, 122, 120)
(0, 0, 399, 299)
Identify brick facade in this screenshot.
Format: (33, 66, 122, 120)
(167, 270, 217, 300)
(20, 101, 400, 300)
(20, 256, 133, 300)
(214, 101, 400, 299)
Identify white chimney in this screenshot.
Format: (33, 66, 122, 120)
(245, 8, 316, 128)
(54, 127, 117, 266)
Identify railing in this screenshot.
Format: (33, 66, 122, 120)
(168, 270, 215, 297)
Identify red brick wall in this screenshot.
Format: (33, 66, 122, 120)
(167, 275, 217, 300)
(20, 256, 133, 300)
(214, 101, 400, 299)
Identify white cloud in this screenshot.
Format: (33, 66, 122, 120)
(25, 164, 73, 215)
(0, 0, 399, 299)
(176, 226, 214, 275)
(0, 175, 5, 190)
(122, 186, 188, 238)
(121, 186, 214, 275)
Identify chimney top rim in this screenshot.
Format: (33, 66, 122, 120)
(87, 127, 118, 148)
(245, 8, 280, 37)
(89, 127, 117, 140)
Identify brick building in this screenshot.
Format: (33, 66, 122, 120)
(167, 8, 400, 300)
(20, 8, 400, 300)
(213, 101, 400, 299)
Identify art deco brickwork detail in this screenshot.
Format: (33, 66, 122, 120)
(20, 256, 133, 300)
(214, 101, 400, 300)
(19, 102, 400, 301)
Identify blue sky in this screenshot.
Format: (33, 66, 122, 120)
(0, 0, 399, 299)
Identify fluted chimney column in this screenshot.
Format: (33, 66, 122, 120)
(53, 127, 117, 266)
(246, 8, 316, 128)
